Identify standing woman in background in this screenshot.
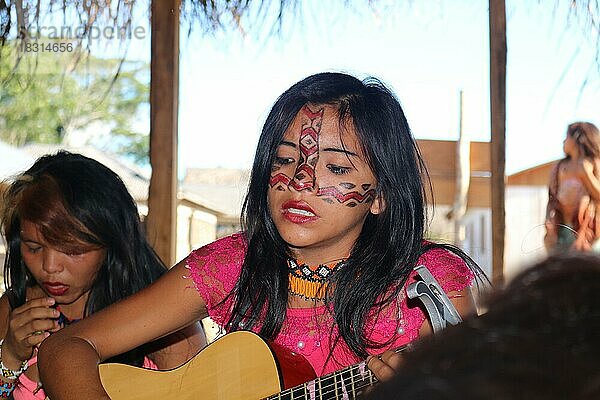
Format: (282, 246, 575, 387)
(0, 151, 205, 399)
(545, 122, 600, 252)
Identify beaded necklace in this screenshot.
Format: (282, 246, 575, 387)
(287, 258, 347, 301)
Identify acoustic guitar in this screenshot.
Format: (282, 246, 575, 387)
(99, 330, 395, 400)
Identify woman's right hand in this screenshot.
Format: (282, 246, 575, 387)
(2, 297, 59, 369)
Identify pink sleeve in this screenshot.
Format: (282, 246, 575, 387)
(185, 233, 247, 326)
(399, 245, 475, 341)
(414, 246, 475, 295)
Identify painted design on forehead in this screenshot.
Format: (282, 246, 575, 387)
(289, 106, 324, 192)
(317, 184, 377, 208)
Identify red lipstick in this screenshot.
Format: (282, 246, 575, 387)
(43, 282, 69, 297)
(281, 200, 319, 224)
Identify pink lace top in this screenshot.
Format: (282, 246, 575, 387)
(186, 233, 474, 376)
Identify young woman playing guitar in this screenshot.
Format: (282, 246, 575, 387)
(38, 72, 484, 399)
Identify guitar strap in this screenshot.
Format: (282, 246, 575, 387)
(406, 265, 462, 334)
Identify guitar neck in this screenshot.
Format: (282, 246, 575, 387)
(266, 360, 377, 400)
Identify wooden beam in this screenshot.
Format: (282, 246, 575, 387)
(146, 0, 180, 266)
(489, 0, 507, 285)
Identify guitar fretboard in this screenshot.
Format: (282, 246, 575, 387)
(265, 361, 376, 400)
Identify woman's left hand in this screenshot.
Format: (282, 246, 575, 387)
(366, 350, 403, 382)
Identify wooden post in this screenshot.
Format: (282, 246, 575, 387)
(453, 90, 470, 245)
(146, 0, 180, 266)
(489, 0, 506, 285)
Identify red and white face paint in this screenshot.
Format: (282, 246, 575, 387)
(289, 106, 323, 192)
(268, 104, 383, 263)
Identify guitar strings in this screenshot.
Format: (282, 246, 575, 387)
(272, 363, 377, 399)
(270, 345, 408, 399)
(275, 347, 408, 399)
(276, 379, 375, 400)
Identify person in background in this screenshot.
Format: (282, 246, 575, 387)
(364, 253, 600, 399)
(545, 121, 600, 252)
(38, 72, 485, 399)
(0, 151, 206, 399)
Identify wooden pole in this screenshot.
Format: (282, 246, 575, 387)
(453, 90, 470, 245)
(489, 0, 506, 285)
(146, 0, 180, 266)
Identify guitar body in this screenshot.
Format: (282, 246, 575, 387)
(99, 331, 316, 400)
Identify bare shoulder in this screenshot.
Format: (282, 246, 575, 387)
(556, 159, 574, 179)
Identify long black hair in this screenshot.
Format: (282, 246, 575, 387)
(1, 151, 165, 366)
(228, 72, 484, 358)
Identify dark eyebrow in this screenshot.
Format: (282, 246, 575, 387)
(322, 147, 359, 157)
(279, 141, 297, 148)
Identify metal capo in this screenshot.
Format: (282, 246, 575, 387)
(406, 265, 462, 334)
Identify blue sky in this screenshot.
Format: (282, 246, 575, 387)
(173, 0, 599, 176)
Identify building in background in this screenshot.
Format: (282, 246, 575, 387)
(418, 140, 551, 280)
(180, 168, 248, 239)
(504, 161, 555, 277)
(418, 139, 493, 277)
